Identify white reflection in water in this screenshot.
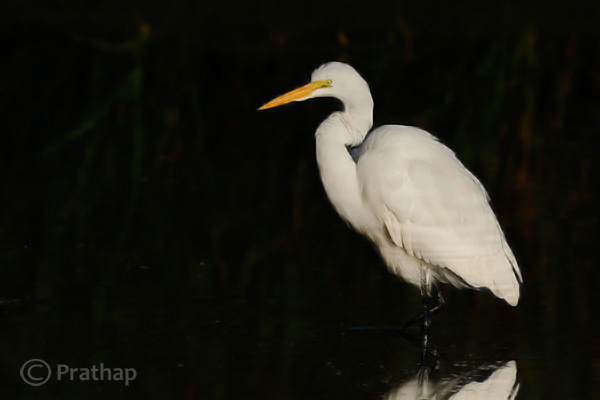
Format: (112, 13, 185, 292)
(386, 361, 519, 400)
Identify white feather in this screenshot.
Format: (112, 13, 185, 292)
(357, 126, 521, 305)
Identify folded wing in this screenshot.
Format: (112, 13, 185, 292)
(357, 126, 522, 305)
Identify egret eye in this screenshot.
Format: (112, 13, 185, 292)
(326, 79, 332, 86)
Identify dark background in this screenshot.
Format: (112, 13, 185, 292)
(1, 0, 599, 398)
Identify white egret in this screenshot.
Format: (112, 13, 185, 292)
(259, 62, 522, 331)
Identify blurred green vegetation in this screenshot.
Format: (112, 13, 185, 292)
(0, 2, 599, 398)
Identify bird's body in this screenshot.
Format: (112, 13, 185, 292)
(260, 62, 522, 310)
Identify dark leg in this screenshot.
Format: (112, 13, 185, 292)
(417, 348, 442, 388)
(351, 285, 444, 367)
(392, 284, 445, 366)
(419, 286, 440, 367)
(396, 285, 445, 332)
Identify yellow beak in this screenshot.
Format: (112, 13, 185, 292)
(258, 80, 331, 110)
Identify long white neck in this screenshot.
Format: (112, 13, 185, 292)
(315, 110, 374, 233)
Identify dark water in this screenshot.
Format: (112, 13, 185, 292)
(2, 1, 600, 398)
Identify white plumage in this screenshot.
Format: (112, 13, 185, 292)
(259, 62, 522, 308)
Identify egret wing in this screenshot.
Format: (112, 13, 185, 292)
(357, 126, 521, 304)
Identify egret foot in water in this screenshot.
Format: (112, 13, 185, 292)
(396, 285, 446, 334)
(394, 285, 445, 366)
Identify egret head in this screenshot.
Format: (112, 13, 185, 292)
(258, 62, 372, 111)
